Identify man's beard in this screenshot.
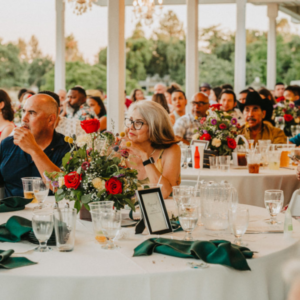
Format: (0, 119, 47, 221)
(69, 102, 80, 110)
(21, 122, 30, 130)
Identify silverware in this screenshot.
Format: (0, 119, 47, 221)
(245, 230, 283, 234)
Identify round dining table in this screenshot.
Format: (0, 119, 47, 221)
(181, 167, 300, 207)
(0, 197, 299, 300)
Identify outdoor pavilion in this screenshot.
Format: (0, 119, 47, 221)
(54, 0, 300, 131)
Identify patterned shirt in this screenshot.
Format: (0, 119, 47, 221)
(66, 103, 96, 121)
(173, 113, 200, 142)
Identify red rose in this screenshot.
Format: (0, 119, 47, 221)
(276, 96, 285, 103)
(284, 114, 293, 122)
(227, 137, 237, 150)
(81, 161, 90, 171)
(282, 109, 287, 113)
(219, 123, 227, 130)
(80, 119, 100, 133)
(64, 171, 82, 190)
(200, 133, 212, 141)
(105, 178, 123, 195)
(210, 104, 222, 110)
(236, 123, 241, 129)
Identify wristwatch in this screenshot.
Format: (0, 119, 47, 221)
(143, 157, 155, 166)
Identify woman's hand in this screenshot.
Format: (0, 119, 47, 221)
(127, 144, 148, 161)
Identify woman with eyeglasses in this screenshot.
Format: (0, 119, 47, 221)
(169, 90, 187, 126)
(124, 101, 181, 198)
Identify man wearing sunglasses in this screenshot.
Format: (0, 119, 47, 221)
(174, 92, 210, 145)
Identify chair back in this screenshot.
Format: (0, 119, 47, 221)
(289, 189, 300, 216)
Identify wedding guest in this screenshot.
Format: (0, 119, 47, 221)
(62, 87, 96, 120)
(130, 89, 145, 102)
(151, 93, 170, 114)
(174, 92, 209, 145)
(58, 89, 66, 104)
(259, 88, 276, 105)
(0, 90, 15, 142)
(17, 88, 27, 102)
(210, 87, 222, 104)
(199, 83, 211, 97)
(154, 83, 167, 94)
(0, 94, 69, 197)
(274, 82, 285, 99)
(165, 83, 181, 112)
(22, 90, 35, 103)
(284, 86, 300, 106)
(169, 90, 187, 126)
(258, 88, 276, 126)
(125, 101, 180, 198)
(87, 96, 107, 132)
(238, 89, 249, 105)
(238, 91, 286, 144)
(221, 83, 233, 90)
(218, 90, 245, 125)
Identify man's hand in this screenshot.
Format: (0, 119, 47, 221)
(296, 164, 300, 181)
(14, 128, 40, 156)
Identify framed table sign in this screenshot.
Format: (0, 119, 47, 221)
(135, 188, 173, 235)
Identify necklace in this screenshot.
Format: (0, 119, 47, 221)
(150, 149, 156, 156)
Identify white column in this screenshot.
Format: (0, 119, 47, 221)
(186, 0, 199, 102)
(267, 4, 278, 90)
(107, 0, 125, 133)
(234, 0, 246, 94)
(55, 0, 65, 92)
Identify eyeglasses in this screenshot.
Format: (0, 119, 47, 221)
(124, 118, 146, 130)
(200, 89, 208, 92)
(191, 101, 209, 107)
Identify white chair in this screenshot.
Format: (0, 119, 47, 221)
(288, 189, 300, 217)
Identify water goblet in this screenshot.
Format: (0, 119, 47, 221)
(264, 190, 284, 225)
(172, 186, 194, 208)
(229, 208, 249, 246)
(178, 201, 199, 241)
(33, 178, 49, 208)
(100, 210, 122, 249)
(32, 210, 54, 252)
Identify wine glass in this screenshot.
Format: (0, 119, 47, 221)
(32, 210, 54, 252)
(229, 208, 249, 246)
(264, 190, 284, 225)
(178, 201, 199, 241)
(33, 178, 49, 208)
(100, 210, 121, 249)
(172, 186, 194, 208)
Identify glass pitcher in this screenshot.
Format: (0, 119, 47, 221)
(200, 181, 238, 231)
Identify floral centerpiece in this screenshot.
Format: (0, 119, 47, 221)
(273, 99, 300, 136)
(192, 104, 239, 155)
(45, 119, 138, 214)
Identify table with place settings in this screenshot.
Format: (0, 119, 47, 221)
(0, 197, 300, 300)
(181, 167, 299, 207)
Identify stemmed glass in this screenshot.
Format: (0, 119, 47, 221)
(178, 200, 199, 241)
(172, 186, 194, 208)
(32, 210, 54, 252)
(33, 178, 49, 208)
(264, 190, 284, 225)
(229, 208, 249, 246)
(100, 210, 121, 249)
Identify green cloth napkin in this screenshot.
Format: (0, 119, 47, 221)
(0, 249, 37, 269)
(0, 197, 32, 213)
(133, 238, 253, 271)
(0, 216, 32, 243)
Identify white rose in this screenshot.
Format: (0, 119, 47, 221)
(212, 138, 221, 148)
(58, 177, 65, 188)
(192, 133, 200, 140)
(76, 134, 92, 147)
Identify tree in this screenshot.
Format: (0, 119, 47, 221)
(65, 34, 84, 62)
(28, 35, 42, 61)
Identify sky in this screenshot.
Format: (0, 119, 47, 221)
(0, 0, 299, 63)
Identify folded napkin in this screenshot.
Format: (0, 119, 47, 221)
(133, 238, 253, 271)
(0, 249, 37, 269)
(0, 197, 32, 213)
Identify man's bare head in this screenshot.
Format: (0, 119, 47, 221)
(22, 94, 59, 137)
(191, 92, 210, 117)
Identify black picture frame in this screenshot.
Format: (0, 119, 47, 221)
(135, 188, 173, 235)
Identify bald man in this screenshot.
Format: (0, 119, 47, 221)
(0, 94, 69, 197)
(154, 83, 167, 94)
(174, 93, 210, 145)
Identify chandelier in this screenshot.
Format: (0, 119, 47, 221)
(132, 0, 163, 25)
(68, 0, 96, 15)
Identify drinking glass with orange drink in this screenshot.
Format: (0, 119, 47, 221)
(275, 144, 296, 168)
(21, 177, 41, 203)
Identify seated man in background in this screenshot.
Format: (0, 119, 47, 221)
(284, 86, 300, 107)
(174, 92, 209, 145)
(0, 94, 69, 197)
(62, 86, 95, 120)
(154, 83, 167, 95)
(218, 90, 245, 125)
(274, 82, 285, 99)
(238, 91, 286, 145)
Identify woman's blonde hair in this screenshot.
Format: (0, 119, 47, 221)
(127, 101, 179, 149)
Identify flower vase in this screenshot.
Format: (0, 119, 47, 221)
(79, 205, 92, 222)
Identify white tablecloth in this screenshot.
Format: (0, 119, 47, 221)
(181, 167, 299, 207)
(0, 198, 299, 300)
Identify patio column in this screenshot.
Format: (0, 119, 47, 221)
(267, 4, 278, 90)
(234, 0, 247, 94)
(107, 0, 125, 132)
(186, 0, 199, 102)
(55, 0, 65, 92)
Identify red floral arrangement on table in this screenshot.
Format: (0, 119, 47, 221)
(192, 106, 239, 155)
(273, 99, 300, 136)
(45, 119, 138, 212)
